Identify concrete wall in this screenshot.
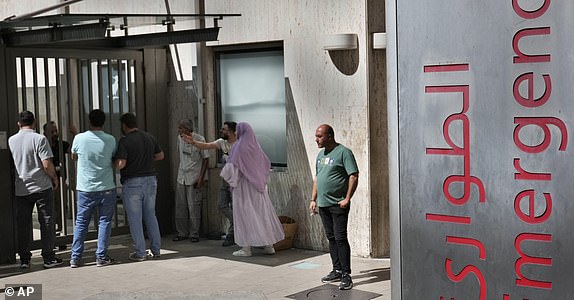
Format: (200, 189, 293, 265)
(0, 0, 59, 18)
(367, 0, 389, 258)
(204, 0, 379, 257)
(72, 0, 191, 14)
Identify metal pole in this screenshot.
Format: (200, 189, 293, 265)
(164, 0, 185, 80)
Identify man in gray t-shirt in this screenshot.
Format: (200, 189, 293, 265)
(8, 111, 63, 269)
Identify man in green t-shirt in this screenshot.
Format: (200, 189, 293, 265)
(309, 124, 359, 290)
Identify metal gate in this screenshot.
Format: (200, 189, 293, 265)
(6, 47, 144, 247)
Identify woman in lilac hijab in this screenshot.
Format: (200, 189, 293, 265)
(221, 122, 284, 256)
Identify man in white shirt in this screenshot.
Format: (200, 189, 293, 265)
(173, 119, 209, 243)
(183, 121, 236, 246)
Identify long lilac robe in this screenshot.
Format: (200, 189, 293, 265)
(221, 162, 284, 247)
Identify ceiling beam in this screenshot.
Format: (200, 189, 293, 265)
(2, 22, 109, 46)
(2, 26, 220, 49)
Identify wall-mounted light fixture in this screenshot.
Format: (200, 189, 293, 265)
(322, 33, 358, 51)
(372, 32, 387, 49)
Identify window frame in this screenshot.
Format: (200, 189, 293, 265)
(214, 42, 287, 168)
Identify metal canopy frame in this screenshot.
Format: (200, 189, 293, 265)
(0, 13, 240, 48)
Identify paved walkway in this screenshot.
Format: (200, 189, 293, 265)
(0, 234, 391, 299)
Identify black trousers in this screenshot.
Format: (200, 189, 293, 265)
(319, 204, 351, 274)
(16, 188, 57, 262)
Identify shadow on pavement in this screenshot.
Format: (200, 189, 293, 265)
(0, 233, 326, 279)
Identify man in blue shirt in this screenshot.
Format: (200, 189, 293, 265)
(69, 109, 117, 268)
(309, 124, 359, 290)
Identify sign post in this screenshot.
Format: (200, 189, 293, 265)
(389, 1, 573, 298)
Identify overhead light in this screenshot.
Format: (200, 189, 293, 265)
(322, 33, 357, 51)
(373, 32, 387, 49)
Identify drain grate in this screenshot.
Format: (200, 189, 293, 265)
(286, 284, 382, 300)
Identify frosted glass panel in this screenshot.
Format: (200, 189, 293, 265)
(219, 50, 286, 166)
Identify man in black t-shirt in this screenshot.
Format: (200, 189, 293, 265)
(115, 113, 164, 261)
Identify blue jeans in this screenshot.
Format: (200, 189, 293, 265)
(16, 189, 56, 263)
(122, 176, 161, 257)
(71, 189, 117, 261)
(218, 180, 233, 235)
(319, 204, 351, 274)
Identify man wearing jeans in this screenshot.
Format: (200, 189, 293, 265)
(115, 113, 164, 261)
(69, 109, 117, 268)
(309, 124, 359, 290)
(9, 111, 63, 269)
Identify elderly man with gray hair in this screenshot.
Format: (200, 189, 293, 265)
(173, 119, 209, 242)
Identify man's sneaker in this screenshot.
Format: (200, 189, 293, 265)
(321, 270, 342, 283)
(222, 235, 235, 247)
(96, 256, 114, 267)
(69, 259, 80, 268)
(147, 251, 160, 259)
(339, 273, 354, 290)
(43, 257, 63, 269)
(129, 252, 146, 262)
(20, 260, 30, 269)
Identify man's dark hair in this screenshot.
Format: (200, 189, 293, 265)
(89, 109, 106, 127)
(224, 121, 237, 132)
(19, 111, 35, 126)
(120, 113, 137, 129)
(43, 121, 55, 133)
